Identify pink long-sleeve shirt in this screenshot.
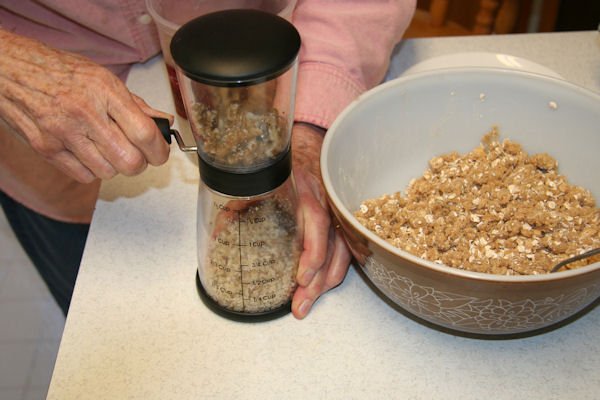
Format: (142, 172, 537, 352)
(0, 0, 415, 223)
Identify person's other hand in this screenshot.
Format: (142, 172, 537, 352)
(0, 29, 171, 183)
(291, 122, 351, 319)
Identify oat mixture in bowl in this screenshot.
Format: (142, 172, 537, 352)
(354, 128, 600, 276)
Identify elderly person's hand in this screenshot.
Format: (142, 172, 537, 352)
(291, 122, 352, 319)
(0, 29, 171, 183)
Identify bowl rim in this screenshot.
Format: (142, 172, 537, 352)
(321, 66, 600, 283)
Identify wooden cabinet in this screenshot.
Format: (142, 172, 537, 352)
(405, 0, 562, 38)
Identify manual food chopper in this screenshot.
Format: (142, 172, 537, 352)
(156, 9, 302, 321)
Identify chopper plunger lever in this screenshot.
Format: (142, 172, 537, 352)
(152, 117, 198, 153)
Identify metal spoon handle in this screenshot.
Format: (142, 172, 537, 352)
(551, 247, 600, 273)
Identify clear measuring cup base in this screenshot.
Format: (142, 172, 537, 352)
(196, 175, 301, 320)
(195, 272, 292, 322)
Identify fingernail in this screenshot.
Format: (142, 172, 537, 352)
(300, 269, 315, 286)
(298, 300, 311, 318)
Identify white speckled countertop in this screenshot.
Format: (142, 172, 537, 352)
(47, 31, 600, 399)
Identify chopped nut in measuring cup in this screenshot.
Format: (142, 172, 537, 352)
(354, 127, 600, 275)
(203, 197, 300, 313)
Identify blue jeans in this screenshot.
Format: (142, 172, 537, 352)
(0, 190, 89, 315)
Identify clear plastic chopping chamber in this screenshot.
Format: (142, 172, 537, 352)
(178, 65, 297, 173)
(196, 175, 302, 315)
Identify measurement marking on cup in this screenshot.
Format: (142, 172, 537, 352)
(242, 277, 278, 286)
(237, 210, 246, 311)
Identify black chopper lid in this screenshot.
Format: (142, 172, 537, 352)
(170, 9, 301, 87)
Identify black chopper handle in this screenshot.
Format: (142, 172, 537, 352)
(153, 117, 173, 144)
(152, 117, 197, 152)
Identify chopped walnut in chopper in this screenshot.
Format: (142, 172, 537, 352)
(355, 128, 600, 275)
(191, 83, 288, 169)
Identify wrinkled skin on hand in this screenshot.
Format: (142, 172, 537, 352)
(291, 122, 351, 319)
(0, 29, 171, 183)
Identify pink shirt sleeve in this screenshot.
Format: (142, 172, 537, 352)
(0, 0, 160, 81)
(292, 0, 416, 129)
